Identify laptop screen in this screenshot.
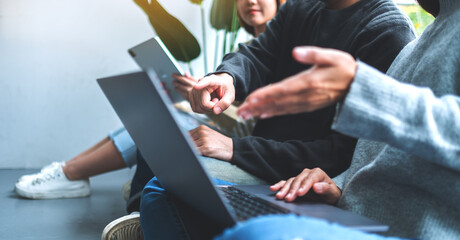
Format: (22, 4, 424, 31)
(97, 70, 236, 228)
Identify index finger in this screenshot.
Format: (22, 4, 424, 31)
(194, 76, 216, 90)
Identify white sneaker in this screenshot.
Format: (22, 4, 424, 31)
(17, 161, 64, 183)
(101, 212, 143, 240)
(14, 163, 90, 199)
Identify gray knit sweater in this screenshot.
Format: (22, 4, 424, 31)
(331, 1, 460, 239)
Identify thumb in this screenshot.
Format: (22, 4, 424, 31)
(292, 46, 343, 66)
(312, 182, 340, 205)
(213, 91, 234, 115)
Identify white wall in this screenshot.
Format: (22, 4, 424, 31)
(0, 0, 246, 168)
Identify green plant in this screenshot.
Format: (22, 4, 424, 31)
(134, 0, 240, 74)
(210, 0, 240, 69)
(189, 0, 210, 73)
(398, 4, 435, 36)
(134, 0, 201, 74)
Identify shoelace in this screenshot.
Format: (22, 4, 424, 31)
(32, 168, 63, 185)
(39, 162, 61, 174)
(25, 162, 61, 179)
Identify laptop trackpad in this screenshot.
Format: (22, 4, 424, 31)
(233, 185, 388, 232)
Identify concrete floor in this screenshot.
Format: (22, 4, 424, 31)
(0, 168, 135, 240)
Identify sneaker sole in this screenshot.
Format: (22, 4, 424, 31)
(101, 214, 143, 240)
(14, 184, 91, 200)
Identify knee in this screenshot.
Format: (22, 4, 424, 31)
(141, 177, 166, 205)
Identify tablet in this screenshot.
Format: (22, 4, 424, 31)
(128, 37, 185, 103)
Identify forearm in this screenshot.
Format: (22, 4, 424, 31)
(232, 134, 356, 183)
(333, 61, 460, 170)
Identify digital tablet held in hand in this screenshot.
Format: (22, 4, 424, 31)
(128, 37, 185, 103)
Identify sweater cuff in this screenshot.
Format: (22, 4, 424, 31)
(231, 137, 242, 165)
(332, 61, 401, 139)
(205, 70, 235, 81)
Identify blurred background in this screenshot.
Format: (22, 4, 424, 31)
(0, 0, 433, 169)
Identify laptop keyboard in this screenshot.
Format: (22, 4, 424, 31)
(219, 186, 291, 221)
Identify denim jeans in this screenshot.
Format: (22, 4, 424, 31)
(140, 177, 235, 239)
(109, 127, 137, 168)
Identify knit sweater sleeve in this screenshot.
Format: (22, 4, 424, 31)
(332, 61, 460, 171)
(232, 133, 356, 183)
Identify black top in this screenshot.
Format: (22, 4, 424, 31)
(215, 0, 415, 183)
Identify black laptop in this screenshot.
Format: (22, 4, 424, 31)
(97, 70, 388, 233)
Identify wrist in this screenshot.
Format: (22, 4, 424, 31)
(213, 72, 234, 84)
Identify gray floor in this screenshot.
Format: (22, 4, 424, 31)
(0, 168, 135, 240)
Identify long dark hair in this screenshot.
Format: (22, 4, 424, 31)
(238, 0, 281, 36)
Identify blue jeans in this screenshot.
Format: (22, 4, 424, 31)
(109, 127, 138, 167)
(140, 177, 235, 239)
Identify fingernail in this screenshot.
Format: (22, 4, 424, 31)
(249, 98, 259, 104)
(298, 187, 304, 192)
(214, 106, 222, 114)
(260, 113, 269, 119)
(294, 47, 309, 58)
(287, 193, 292, 198)
(315, 184, 323, 192)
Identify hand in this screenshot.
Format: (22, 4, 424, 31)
(189, 73, 235, 115)
(172, 73, 198, 101)
(189, 125, 233, 161)
(238, 46, 357, 119)
(270, 168, 341, 205)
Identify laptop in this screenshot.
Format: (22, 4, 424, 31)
(128, 37, 225, 133)
(128, 37, 184, 103)
(97, 70, 388, 233)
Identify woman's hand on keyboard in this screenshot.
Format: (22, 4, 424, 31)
(270, 168, 341, 205)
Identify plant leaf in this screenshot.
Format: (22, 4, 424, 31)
(210, 0, 240, 31)
(189, 0, 204, 5)
(134, 0, 201, 62)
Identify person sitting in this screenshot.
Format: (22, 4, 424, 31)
(184, 0, 415, 185)
(101, 0, 288, 239)
(13, 0, 287, 200)
(231, 0, 460, 238)
(138, 0, 416, 238)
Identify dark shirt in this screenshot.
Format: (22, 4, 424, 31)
(215, 0, 415, 183)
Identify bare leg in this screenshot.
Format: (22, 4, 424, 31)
(76, 137, 112, 158)
(62, 137, 127, 180)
